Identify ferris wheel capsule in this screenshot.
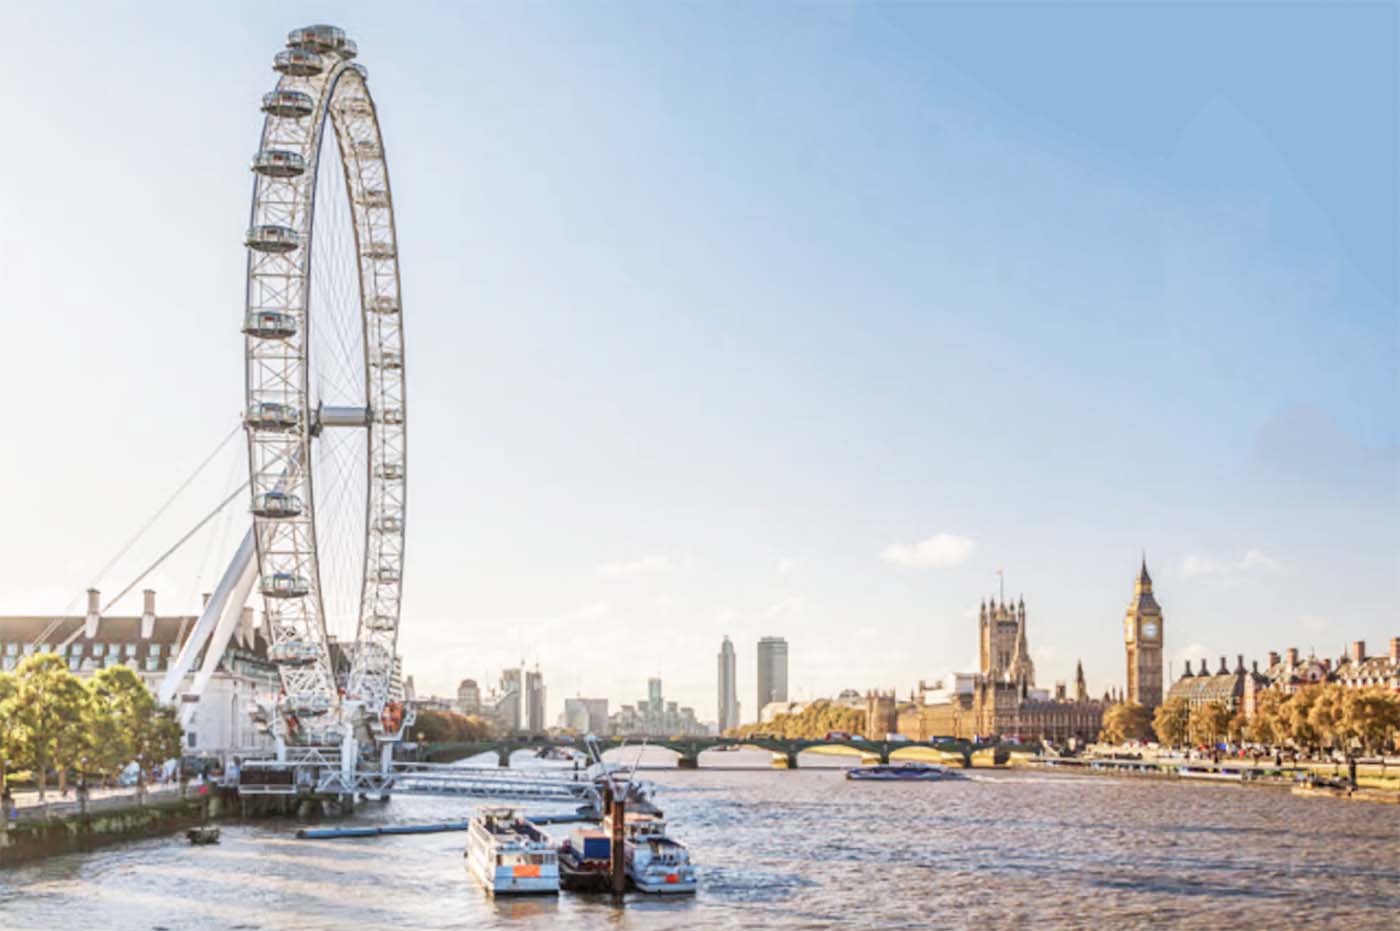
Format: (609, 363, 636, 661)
(287, 24, 347, 55)
(375, 462, 404, 481)
(262, 90, 315, 119)
(245, 401, 301, 431)
(370, 350, 402, 370)
(243, 310, 298, 340)
(362, 242, 396, 260)
(251, 149, 307, 178)
(261, 573, 311, 599)
(245, 224, 300, 253)
(274, 48, 324, 77)
(368, 295, 400, 314)
(373, 515, 403, 533)
(268, 640, 323, 666)
(252, 491, 304, 518)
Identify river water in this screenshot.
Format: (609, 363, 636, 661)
(2, 750, 1397, 930)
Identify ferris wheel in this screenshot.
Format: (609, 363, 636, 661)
(242, 24, 406, 741)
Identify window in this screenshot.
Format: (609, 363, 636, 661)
(124, 643, 136, 657)
(4, 643, 16, 656)
(1, 657, 14, 671)
(145, 657, 159, 672)
(22, 643, 35, 656)
(93, 643, 106, 657)
(68, 657, 80, 671)
(186, 732, 197, 749)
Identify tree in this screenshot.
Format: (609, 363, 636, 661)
(1227, 709, 1248, 746)
(734, 700, 866, 741)
(86, 665, 159, 782)
(8, 654, 90, 799)
(1100, 702, 1153, 744)
(0, 670, 17, 790)
(1284, 685, 1323, 752)
(1342, 688, 1400, 755)
(1152, 698, 1190, 748)
(414, 709, 494, 743)
(1249, 689, 1286, 747)
(1187, 701, 1231, 748)
(1307, 684, 1347, 751)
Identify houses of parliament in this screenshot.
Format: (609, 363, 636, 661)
(868, 559, 1165, 742)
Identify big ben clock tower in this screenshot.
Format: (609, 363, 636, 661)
(1124, 556, 1164, 711)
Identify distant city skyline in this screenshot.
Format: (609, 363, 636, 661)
(1, 4, 1394, 723)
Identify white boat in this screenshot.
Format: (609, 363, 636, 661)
(464, 807, 559, 895)
(607, 812, 697, 894)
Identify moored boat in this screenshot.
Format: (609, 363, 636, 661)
(846, 761, 963, 782)
(605, 812, 697, 894)
(557, 826, 613, 892)
(464, 807, 559, 895)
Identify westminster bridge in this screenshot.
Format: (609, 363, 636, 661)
(422, 735, 1037, 769)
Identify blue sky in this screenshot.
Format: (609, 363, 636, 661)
(1, 2, 1395, 721)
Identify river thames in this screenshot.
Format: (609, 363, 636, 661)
(2, 751, 1397, 930)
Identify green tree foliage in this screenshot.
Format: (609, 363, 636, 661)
(5, 655, 90, 799)
(87, 665, 158, 781)
(1100, 702, 1153, 744)
(1152, 697, 1190, 748)
(0, 671, 17, 788)
(733, 700, 866, 740)
(414, 708, 494, 742)
(1187, 700, 1231, 748)
(1343, 688, 1400, 754)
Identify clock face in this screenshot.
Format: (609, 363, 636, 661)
(1142, 622, 1158, 640)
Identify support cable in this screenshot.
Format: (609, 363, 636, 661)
(70, 423, 243, 610)
(101, 481, 250, 614)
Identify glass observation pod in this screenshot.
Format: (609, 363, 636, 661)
(362, 242, 396, 260)
(373, 515, 403, 533)
(363, 614, 397, 631)
(262, 572, 311, 598)
(282, 692, 333, 716)
(358, 188, 390, 209)
(368, 296, 400, 314)
(377, 407, 404, 425)
(374, 565, 401, 584)
(273, 48, 324, 77)
(252, 490, 304, 518)
(251, 149, 306, 178)
(370, 350, 403, 370)
(245, 401, 301, 431)
(243, 310, 298, 340)
(245, 224, 300, 254)
(268, 640, 322, 666)
(262, 90, 314, 119)
(375, 462, 404, 480)
(287, 24, 348, 55)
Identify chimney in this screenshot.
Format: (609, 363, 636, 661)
(1251, 660, 1259, 674)
(1235, 654, 1245, 674)
(140, 589, 156, 640)
(1391, 637, 1399, 664)
(1267, 651, 1280, 668)
(85, 588, 100, 639)
(1218, 656, 1228, 675)
(1350, 641, 1366, 665)
(1184, 659, 1193, 677)
(1285, 647, 1299, 666)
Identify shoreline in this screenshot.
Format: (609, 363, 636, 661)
(1022, 757, 1400, 803)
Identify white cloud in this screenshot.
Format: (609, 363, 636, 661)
(1181, 549, 1280, 579)
(596, 555, 671, 578)
(880, 532, 975, 568)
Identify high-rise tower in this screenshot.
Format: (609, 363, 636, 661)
(1124, 556, 1164, 711)
(756, 636, 788, 715)
(717, 636, 739, 732)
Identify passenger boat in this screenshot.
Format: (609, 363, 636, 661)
(464, 807, 559, 895)
(606, 812, 697, 894)
(846, 761, 963, 781)
(185, 825, 221, 845)
(556, 826, 613, 892)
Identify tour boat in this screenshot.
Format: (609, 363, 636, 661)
(605, 812, 697, 894)
(556, 827, 613, 892)
(846, 761, 963, 781)
(464, 807, 560, 895)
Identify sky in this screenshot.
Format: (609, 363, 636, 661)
(1, 2, 1396, 724)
